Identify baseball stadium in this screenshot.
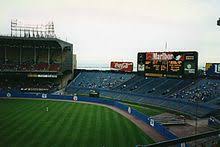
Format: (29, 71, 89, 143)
(0, 18, 220, 147)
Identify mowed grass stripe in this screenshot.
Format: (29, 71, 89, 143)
(0, 100, 35, 129)
(0, 99, 30, 119)
(69, 104, 86, 146)
(53, 102, 78, 146)
(93, 105, 103, 146)
(96, 104, 107, 146)
(0, 99, 154, 147)
(104, 107, 114, 146)
(50, 103, 86, 146)
(121, 116, 137, 145)
(69, 104, 90, 146)
(41, 101, 71, 147)
(127, 103, 165, 116)
(26, 101, 66, 147)
(120, 116, 133, 146)
(11, 101, 57, 146)
(79, 104, 97, 147)
(0, 99, 37, 129)
(28, 102, 65, 146)
(3, 100, 57, 145)
(0, 100, 37, 146)
(112, 111, 127, 147)
(102, 109, 119, 147)
(75, 104, 97, 147)
(102, 107, 114, 146)
(63, 103, 82, 146)
(104, 107, 119, 146)
(0, 100, 43, 141)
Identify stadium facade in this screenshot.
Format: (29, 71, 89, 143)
(0, 35, 74, 92)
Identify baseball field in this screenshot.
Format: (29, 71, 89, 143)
(0, 99, 154, 147)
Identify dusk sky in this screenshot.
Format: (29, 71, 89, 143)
(1, 0, 220, 68)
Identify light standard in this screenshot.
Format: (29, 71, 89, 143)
(191, 91, 204, 132)
(217, 18, 220, 26)
(191, 92, 204, 147)
(194, 93, 204, 135)
(195, 96, 198, 135)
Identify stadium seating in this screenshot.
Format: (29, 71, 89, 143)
(34, 63, 48, 70)
(0, 63, 61, 72)
(172, 79, 220, 103)
(49, 64, 60, 71)
(0, 77, 58, 93)
(67, 71, 135, 90)
(113, 75, 194, 96)
(65, 70, 220, 117)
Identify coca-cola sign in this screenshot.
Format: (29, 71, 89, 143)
(110, 62, 133, 72)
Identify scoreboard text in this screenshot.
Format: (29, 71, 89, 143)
(137, 51, 198, 78)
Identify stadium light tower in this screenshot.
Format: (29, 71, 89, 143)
(192, 93, 204, 141)
(192, 93, 203, 147)
(217, 18, 220, 26)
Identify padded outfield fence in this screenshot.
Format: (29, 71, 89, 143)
(0, 91, 178, 141)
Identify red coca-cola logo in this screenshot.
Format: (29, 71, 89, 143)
(111, 62, 133, 72)
(114, 63, 129, 69)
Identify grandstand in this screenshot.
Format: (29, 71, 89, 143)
(0, 35, 74, 93)
(113, 76, 194, 96)
(65, 70, 220, 118)
(68, 70, 135, 90)
(173, 79, 220, 103)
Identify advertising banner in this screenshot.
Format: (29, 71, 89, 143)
(110, 62, 133, 72)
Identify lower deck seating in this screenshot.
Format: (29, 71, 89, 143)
(65, 71, 220, 117)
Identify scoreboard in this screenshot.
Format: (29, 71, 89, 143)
(206, 63, 220, 78)
(137, 51, 198, 78)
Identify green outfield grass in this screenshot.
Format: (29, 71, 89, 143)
(0, 99, 154, 147)
(126, 103, 165, 116)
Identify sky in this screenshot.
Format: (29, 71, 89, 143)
(0, 0, 220, 68)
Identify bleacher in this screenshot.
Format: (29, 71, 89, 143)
(67, 71, 135, 90)
(113, 75, 194, 96)
(0, 77, 59, 93)
(0, 63, 61, 72)
(172, 79, 220, 102)
(65, 70, 220, 117)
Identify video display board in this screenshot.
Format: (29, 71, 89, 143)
(206, 63, 220, 78)
(137, 51, 198, 78)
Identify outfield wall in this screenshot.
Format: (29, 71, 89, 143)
(0, 91, 178, 141)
